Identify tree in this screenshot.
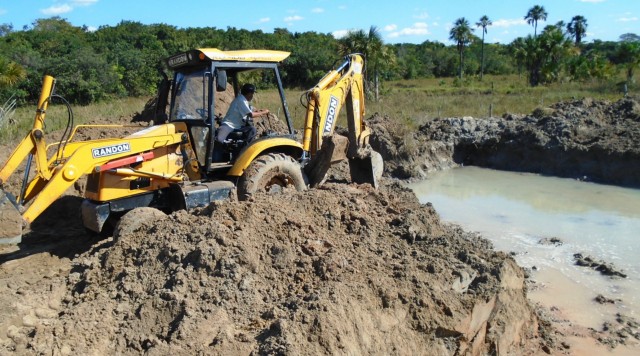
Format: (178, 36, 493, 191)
(0, 56, 26, 88)
(525, 5, 548, 37)
(620, 33, 640, 43)
(449, 18, 474, 79)
(511, 24, 573, 86)
(567, 16, 588, 45)
(538, 25, 574, 83)
(476, 15, 492, 80)
(616, 41, 640, 84)
(0, 23, 13, 37)
(337, 26, 394, 100)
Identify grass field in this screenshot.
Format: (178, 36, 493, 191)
(2, 74, 637, 143)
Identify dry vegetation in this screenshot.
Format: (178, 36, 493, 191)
(3, 73, 638, 143)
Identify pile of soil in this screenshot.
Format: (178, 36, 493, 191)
(371, 96, 640, 187)
(9, 183, 545, 355)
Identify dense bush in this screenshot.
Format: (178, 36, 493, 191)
(0, 17, 637, 105)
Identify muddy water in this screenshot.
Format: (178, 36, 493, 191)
(408, 166, 640, 329)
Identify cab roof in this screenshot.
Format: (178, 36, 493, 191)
(197, 48, 291, 62)
(166, 48, 291, 69)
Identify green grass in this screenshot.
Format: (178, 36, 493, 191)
(1, 97, 149, 143)
(2, 73, 637, 145)
(368, 74, 635, 128)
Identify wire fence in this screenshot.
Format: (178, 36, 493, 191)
(0, 95, 17, 127)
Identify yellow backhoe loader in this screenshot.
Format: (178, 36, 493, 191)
(0, 48, 383, 244)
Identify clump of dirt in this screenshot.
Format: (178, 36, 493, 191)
(538, 237, 563, 246)
(573, 253, 628, 278)
(595, 294, 621, 305)
(15, 182, 548, 355)
(595, 313, 640, 349)
(371, 96, 640, 187)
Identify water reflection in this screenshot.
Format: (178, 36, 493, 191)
(409, 166, 640, 217)
(408, 166, 640, 328)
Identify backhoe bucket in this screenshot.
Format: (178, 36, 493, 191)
(0, 189, 23, 244)
(348, 149, 384, 189)
(305, 134, 350, 187)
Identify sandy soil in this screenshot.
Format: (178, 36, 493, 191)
(1, 96, 639, 355)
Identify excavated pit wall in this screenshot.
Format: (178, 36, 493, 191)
(370, 96, 640, 188)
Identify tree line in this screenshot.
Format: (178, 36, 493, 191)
(448, 5, 640, 87)
(0, 5, 638, 106)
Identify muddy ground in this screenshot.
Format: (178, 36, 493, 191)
(1, 96, 639, 355)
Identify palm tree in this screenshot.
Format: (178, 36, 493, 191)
(0, 56, 26, 88)
(538, 25, 573, 82)
(449, 17, 474, 79)
(476, 15, 492, 80)
(567, 15, 588, 45)
(0, 57, 25, 125)
(525, 5, 548, 37)
(617, 41, 640, 84)
(338, 26, 391, 100)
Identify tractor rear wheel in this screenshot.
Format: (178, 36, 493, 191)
(238, 153, 308, 200)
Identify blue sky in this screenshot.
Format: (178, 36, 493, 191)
(0, 0, 638, 44)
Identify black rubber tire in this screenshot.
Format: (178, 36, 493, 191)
(238, 153, 308, 200)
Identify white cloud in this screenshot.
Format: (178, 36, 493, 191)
(491, 18, 528, 28)
(311, 8, 324, 14)
(414, 12, 429, 20)
(41, 4, 73, 16)
(383, 24, 397, 32)
(617, 16, 638, 22)
(284, 15, 304, 22)
(338, 5, 347, 10)
(71, 0, 99, 6)
(387, 22, 429, 38)
(332, 29, 349, 39)
(258, 17, 270, 23)
(40, 0, 98, 17)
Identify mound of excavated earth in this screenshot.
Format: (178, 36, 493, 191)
(17, 182, 545, 355)
(371, 96, 640, 187)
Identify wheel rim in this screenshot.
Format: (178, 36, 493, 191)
(264, 174, 293, 193)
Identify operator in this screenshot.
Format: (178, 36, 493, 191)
(216, 83, 269, 143)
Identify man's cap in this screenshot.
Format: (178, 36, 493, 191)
(241, 83, 257, 95)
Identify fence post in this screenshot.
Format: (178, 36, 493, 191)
(624, 83, 628, 97)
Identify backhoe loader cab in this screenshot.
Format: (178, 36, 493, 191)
(0, 48, 382, 244)
(162, 49, 298, 173)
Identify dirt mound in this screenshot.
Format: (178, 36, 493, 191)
(371, 96, 640, 187)
(18, 182, 545, 355)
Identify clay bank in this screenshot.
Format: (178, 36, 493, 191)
(370, 96, 640, 188)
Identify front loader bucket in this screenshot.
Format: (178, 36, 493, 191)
(0, 189, 23, 244)
(349, 149, 383, 189)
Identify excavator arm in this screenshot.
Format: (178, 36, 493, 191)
(302, 54, 383, 187)
(0, 76, 193, 243)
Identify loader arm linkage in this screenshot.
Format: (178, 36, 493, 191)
(0, 76, 190, 243)
(301, 54, 383, 187)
